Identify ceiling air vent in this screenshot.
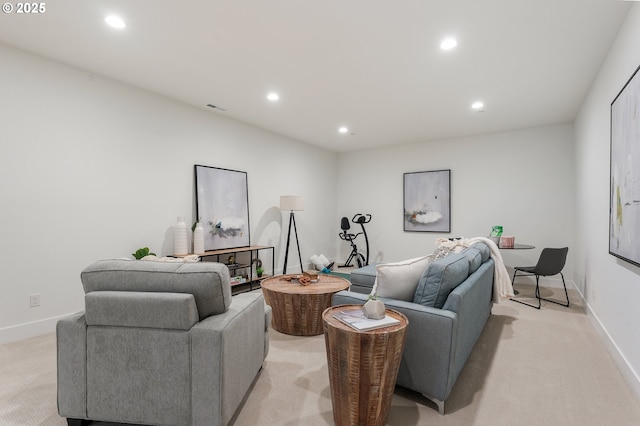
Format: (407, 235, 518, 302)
(206, 104, 227, 112)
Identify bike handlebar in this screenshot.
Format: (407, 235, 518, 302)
(352, 213, 372, 224)
(339, 230, 362, 241)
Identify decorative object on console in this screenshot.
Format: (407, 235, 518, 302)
(280, 195, 304, 274)
(193, 222, 205, 254)
(404, 169, 451, 233)
(363, 293, 385, 319)
(174, 216, 188, 255)
(194, 165, 250, 251)
(132, 247, 156, 260)
(253, 258, 264, 277)
(610, 64, 640, 267)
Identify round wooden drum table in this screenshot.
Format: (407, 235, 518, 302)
(323, 304, 408, 426)
(261, 274, 350, 336)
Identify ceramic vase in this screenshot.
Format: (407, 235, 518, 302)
(174, 216, 188, 255)
(363, 298, 385, 320)
(193, 222, 205, 254)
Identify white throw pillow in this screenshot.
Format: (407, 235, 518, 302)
(371, 255, 433, 301)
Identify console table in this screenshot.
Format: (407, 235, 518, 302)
(175, 245, 274, 294)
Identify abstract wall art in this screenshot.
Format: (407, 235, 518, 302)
(194, 165, 250, 251)
(610, 65, 640, 267)
(403, 169, 451, 233)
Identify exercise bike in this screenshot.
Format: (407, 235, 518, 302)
(338, 213, 372, 268)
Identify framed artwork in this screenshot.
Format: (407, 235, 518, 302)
(194, 165, 250, 251)
(403, 169, 451, 233)
(610, 65, 640, 267)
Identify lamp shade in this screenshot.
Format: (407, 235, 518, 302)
(280, 195, 304, 211)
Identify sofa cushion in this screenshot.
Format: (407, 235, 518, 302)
(413, 252, 470, 308)
(461, 247, 482, 274)
(372, 256, 433, 301)
(471, 242, 490, 263)
(349, 263, 378, 289)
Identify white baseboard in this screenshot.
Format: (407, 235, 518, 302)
(0, 313, 78, 345)
(574, 289, 640, 401)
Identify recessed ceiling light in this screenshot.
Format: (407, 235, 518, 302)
(267, 92, 279, 101)
(338, 126, 349, 134)
(471, 101, 484, 110)
(440, 37, 457, 50)
(105, 15, 126, 29)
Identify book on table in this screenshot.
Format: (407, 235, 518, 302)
(333, 308, 400, 331)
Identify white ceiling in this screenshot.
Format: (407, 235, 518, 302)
(0, 0, 630, 152)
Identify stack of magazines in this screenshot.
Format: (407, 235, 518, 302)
(333, 308, 400, 331)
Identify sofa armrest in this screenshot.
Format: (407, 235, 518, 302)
(190, 292, 267, 426)
(57, 312, 88, 419)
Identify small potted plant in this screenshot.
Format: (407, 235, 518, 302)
(132, 247, 156, 260)
(363, 292, 385, 320)
(253, 258, 264, 278)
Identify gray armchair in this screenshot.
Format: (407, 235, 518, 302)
(57, 259, 271, 426)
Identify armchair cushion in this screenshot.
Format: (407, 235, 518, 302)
(413, 252, 469, 308)
(81, 259, 231, 321)
(85, 291, 199, 330)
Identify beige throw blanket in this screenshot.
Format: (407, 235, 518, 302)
(435, 237, 514, 302)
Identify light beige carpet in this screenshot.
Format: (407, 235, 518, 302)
(2, 286, 640, 426)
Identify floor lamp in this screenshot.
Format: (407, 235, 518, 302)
(280, 195, 304, 274)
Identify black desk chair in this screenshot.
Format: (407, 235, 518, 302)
(511, 247, 569, 309)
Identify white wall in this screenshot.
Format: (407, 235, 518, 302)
(336, 124, 575, 284)
(0, 43, 338, 343)
(574, 4, 640, 398)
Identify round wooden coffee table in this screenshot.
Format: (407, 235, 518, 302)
(261, 274, 350, 336)
(323, 304, 408, 426)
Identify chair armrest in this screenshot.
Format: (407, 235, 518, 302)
(190, 292, 267, 426)
(57, 313, 88, 419)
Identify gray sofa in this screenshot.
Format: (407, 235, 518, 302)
(332, 242, 494, 414)
(57, 259, 271, 426)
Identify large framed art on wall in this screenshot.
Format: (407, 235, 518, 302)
(610, 65, 640, 267)
(194, 165, 250, 251)
(403, 169, 451, 233)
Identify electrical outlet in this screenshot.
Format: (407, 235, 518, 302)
(30, 294, 40, 308)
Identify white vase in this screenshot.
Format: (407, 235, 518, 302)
(174, 216, 188, 255)
(363, 299, 386, 320)
(193, 222, 205, 254)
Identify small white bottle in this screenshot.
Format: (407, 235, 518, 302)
(174, 216, 188, 255)
(193, 222, 205, 254)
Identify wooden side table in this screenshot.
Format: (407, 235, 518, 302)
(323, 304, 408, 426)
(261, 274, 350, 336)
